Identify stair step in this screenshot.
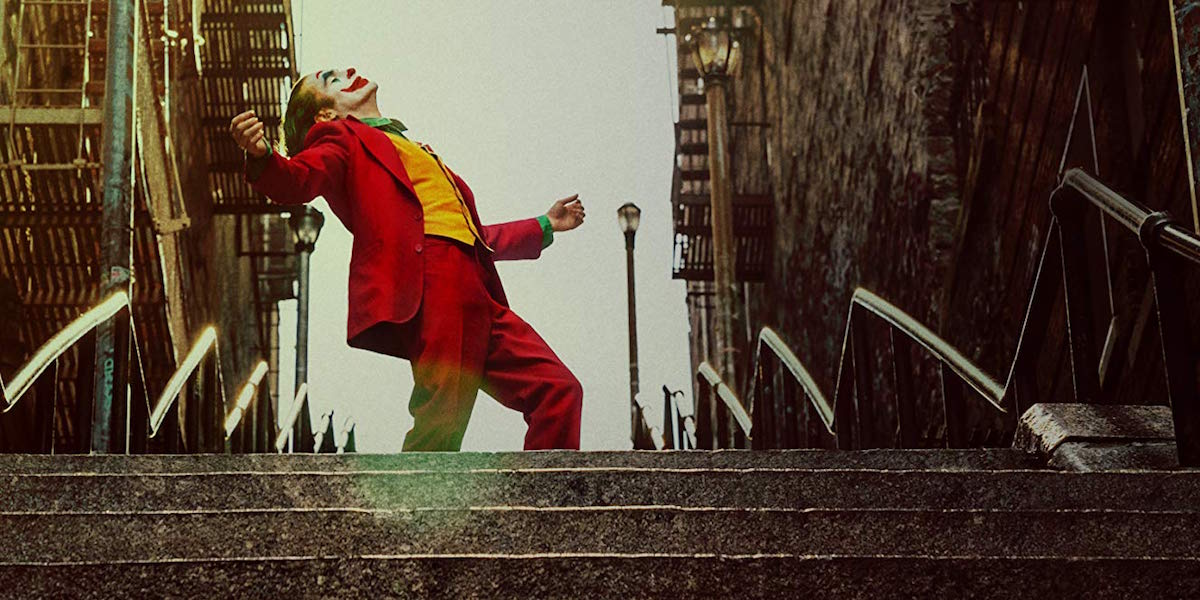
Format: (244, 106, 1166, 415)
(0, 449, 1042, 474)
(4, 555, 1198, 598)
(3, 468, 1199, 512)
(3, 507, 1198, 563)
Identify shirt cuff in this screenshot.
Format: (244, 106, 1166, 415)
(536, 214, 554, 249)
(245, 145, 273, 182)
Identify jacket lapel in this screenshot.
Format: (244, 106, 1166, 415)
(450, 169, 487, 234)
(345, 118, 417, 198)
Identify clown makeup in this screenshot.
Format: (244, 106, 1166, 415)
(312, 67, 380, 118)
(282, 67, 381, 153)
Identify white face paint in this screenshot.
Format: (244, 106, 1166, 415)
(312, 67, 380, 117)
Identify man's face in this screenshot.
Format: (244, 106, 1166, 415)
(309, 67, 378, 116)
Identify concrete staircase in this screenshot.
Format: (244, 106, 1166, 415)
(3, 450, 1200, 598)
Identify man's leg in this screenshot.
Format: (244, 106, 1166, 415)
(481, 304, 583, 450)
(402, 240, 492, 451)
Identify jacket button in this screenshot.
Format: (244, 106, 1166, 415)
(413, 213, 422, 221)
(414, 243, 423, 253)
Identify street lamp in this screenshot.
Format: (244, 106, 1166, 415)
(685, 16, 742, 81)
(685, 14, 745, 397)
(288, 206, 324, 451)
(617, 202, 642, 448)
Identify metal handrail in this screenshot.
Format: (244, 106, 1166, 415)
(313, 410, 335, 452)
(1062, 168, 1200, 265)
(634, 394, 667, 450)
(851, 289, 1006, 410)
(742, 289, 1005, 451)
(755, 327, 833, 431)
(336, 415, 356, 454)
(1055, 168, 1200, 465)
(1, 291, 129, 411)
(274, 383, 309, 452)
(149, 326, 219, 435)
(696, 362, 754, 436)
(223, 360, 269, 436)
(0, 290, 280, 452)
(738, 168, 1200, 454)
(664, 386, 699, 449)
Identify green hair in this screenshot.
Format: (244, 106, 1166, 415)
(282, 75, 335, 155)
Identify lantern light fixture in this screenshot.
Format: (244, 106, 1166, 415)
(617, 202, 642, 235)
(684, 16, 742, 80)
(289, 206, 325, 252)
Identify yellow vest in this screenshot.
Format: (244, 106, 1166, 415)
(381, 132, 482, 246)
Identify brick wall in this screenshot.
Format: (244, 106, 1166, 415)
(736, 0, 978, 441)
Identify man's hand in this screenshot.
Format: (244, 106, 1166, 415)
(230, 110, 270, 158)
(546, 194, 585, 232)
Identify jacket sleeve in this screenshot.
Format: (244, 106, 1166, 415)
(244, 121, 350, 205)
(482, 218, 546, 261)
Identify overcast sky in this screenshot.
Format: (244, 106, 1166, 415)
(274, 1, 688, 451)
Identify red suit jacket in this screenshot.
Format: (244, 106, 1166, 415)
(246, 117, 545, 359)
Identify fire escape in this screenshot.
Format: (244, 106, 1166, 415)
(667, 4, 773, 394)
(198, 0, 299, 417)
(0, 0, 301, 451)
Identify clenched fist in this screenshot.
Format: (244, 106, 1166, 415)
(230, 110, 270, 158)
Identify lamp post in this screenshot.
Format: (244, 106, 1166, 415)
(686, 15, 745, 398)
(617, 202, 642, 448)
(288, 206, 324, 451)
(91, 0, 137, 453)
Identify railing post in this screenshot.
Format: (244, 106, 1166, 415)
(1050, 191, 1106, 404)
(73, 330, 96, 453)
(752, 355, 771, 450)
(850, 308, 878, 449)
(185, 374, 200, 452)
(32, 362, 58, 453)
(297, 395, 314, 452)
(832, 333, 857, 450)
(1141, 213, 1200, 466)
(292, 394, 312, 453)
(715, 396, 730, 449)
(163, 400, 181, 454)
(317, 413, 337, 453)
(256, 384, 272, 453)
(781, 375, 802, 449)
(240, 400, 255, 453)
(733, 416, 746, 448)
(128, 366, 148, 454)
(890, 329, 918, 449)
(941, 364, 968, 448)
(1005, 224, 1063, 418)
(696, 380, 714, 450)
(193, 357, 208, 453)
(203, 354, 221, 453)
(662, 387, 676, 450)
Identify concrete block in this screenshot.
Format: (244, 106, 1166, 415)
(1049, 442, 1181, 472)
(1014, 403, 1175, 457)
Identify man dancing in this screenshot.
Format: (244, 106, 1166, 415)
(230, 67, 585, 451)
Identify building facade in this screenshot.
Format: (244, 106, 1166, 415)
(0, 0, 301, 451)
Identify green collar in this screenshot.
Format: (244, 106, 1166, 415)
(361, 117, 408, 138)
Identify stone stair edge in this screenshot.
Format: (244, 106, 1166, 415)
(0, 451, 1046, 472)
(4, 468, 1199, 513)
(2, 554, 1199, 600)
(5, 507, 1200, 563)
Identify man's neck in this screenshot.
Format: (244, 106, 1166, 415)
(347, 107, 383, 119)
(345, 96, 383, 120)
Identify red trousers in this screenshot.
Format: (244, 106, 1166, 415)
(400, 236, 583, 451)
